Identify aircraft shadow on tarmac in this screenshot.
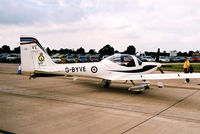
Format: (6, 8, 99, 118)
(68, 78, 199, 103)
(80, 81, 200, 110)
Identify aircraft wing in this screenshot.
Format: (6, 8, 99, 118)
(109, 73, 200, 81)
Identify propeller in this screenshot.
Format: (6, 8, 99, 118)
(155, 48, 160, 62)
(155, 48, 165, 74)
(158, 67, 164, 74)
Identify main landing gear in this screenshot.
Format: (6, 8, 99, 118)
(100, 79, 111, 88)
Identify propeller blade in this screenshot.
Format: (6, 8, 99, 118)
(158, 67, 164, 74)
(155, 48, 160, 62)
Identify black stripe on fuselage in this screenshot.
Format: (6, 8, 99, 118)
(109, 65, 157, 73)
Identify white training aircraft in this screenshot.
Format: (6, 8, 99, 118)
(20, 37, 200, 93)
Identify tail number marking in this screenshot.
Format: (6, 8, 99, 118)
(65, 66, 86, 73)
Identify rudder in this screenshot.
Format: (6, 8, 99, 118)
(20, 37, 55, 72)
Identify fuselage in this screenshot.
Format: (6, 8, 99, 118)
(36, 54, 160, 80)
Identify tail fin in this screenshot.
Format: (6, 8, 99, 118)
(20, 37, 55, 72)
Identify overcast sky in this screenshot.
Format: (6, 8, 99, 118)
(0, 0, 200, 52)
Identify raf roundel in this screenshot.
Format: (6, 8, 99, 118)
(91, 66, 98, 73)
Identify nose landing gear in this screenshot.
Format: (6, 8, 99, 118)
(128, 80, 150, 94)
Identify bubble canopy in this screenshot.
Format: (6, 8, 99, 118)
(107, 54, 142, 67)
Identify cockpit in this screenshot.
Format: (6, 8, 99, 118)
(107, 54, 142, 67)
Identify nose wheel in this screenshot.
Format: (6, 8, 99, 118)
(128, 80, 150, 94)
(128, 86, 144, 94)
(144, 85, 150, 89)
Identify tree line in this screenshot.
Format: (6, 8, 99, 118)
(46, 45, 136, 56)
(0, 44, 136, 56)
(0, 44, 198, 57)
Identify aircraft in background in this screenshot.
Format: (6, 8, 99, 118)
(20, 37, 200, 93)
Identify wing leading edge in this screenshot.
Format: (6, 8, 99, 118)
(109, 73, 200, 81)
